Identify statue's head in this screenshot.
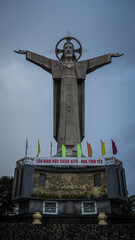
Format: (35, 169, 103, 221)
(63, 42, 74, 58)
(62, 41, 76, 61)
(55, 37, 82, 62)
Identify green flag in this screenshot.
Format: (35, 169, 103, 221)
(77, 144, 82, 157)
(62, 144, 66, 157)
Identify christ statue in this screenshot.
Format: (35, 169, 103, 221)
(15, 36, 123, 157)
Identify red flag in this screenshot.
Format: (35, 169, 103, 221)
(112, 139, 117, 155)
(87, 142, 92, 157)
(50, 141, 52, 157)
(25, 138, 28, 157)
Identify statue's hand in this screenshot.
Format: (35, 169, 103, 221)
(14, 50, 26, 54)
(111, 53, 124, 57)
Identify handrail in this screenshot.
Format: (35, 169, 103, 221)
(16, 157, 34, 167)
(105, 157, 123, 167)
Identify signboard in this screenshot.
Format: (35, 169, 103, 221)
(33, 157, 105, 166)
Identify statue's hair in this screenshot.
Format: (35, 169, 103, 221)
(61, 41, 77, 61)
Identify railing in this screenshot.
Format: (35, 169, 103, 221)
(105, 157, 123, 167)
(16, 157, 34, 167)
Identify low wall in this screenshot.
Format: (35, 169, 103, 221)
(0, 222, 135, 240)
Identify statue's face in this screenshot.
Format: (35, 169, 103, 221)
(63, 42, 74, 58)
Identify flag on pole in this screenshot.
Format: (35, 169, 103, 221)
(112, 139, 117, 155)
(25, 138, 28, 157)
(62, 144, 66, 157)
(77, 143, 82, 157)
(87, 142, 92, 157)
(50, 141, 52, 157)
(36, 140, 41, 157)
(101, 140, 106, 155)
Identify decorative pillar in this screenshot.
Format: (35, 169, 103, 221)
(98, 212, 107, 225)
(32, 212, 42, 224)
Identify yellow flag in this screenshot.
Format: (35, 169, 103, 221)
(77, 143, 82, 157)
(36, 140, 41, 157)
(62, 144, 66, 157)
(101, 140, 106, 155)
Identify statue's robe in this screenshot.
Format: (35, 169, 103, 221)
(26, 51, 111, 154)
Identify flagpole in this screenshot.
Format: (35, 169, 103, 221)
(100, 139, 102, 156)
(25, 138, 28, 158)
(111, 139, 114, 157)
(50, 141, 52, 157)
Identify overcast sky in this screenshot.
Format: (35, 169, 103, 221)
(0, 0, 135, 195)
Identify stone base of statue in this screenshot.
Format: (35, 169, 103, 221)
(12, 156, 127, 216)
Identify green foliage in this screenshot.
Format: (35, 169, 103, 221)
(0, 176, 18, 216)
(121, 195, 135, 217)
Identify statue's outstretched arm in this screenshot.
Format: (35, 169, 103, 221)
(14, 50, 52, 74)
(86, 53, 124, 74)
(14, 50, 26, 54)
(111, 53, 124, 57)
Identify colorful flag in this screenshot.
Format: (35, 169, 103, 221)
(77, 143, 82, 157)
(101, 140, 106, 155)
(25, 138, 28, 157)
(36, 140, 41, 157)
(50, 141, 52, 157)
(62, 144, 66, 157)
(87, 142, 92, 157)
(112, 139, 117, 155)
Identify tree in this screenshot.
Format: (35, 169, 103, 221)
(121, 195, 135, 217)
(0, 176, 18, 216)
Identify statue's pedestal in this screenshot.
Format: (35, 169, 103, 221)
(12, 157, 127, 216)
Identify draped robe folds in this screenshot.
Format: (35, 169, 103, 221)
(26, 51, 112, 155)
